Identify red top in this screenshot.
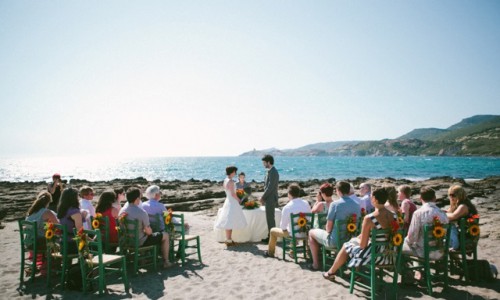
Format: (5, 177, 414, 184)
(101, 208, 118, 243)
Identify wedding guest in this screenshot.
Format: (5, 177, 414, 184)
(47, 173, 64, 211)
(57, 188, 84, 254)
(398, 185, 417, 230)
(142, 185, 167, 231)
(79, 186, 95, 230)
(259, 154, 279, 243)
(26, 191, 59, 247)
(309, 181, 360, 270)
(349, 183, 361, 206)
(120, 187, 174, 268)
(235, 172, 252, 201)
(311, 183, 334, 214)
(264, 183, 311, 258)
(446, 185, 478, 250)
(322, 187, 397, 280)
(119, 185, 144, 215)
(214, 166, 247, 246)
(384, 185, 401, 214)
(359, 182, 374, 212)
(95, 190, 119, 244)
(112, 187, 126, 210)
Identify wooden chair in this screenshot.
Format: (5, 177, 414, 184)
(449, 217, 479, 282)
(400, 223, 451, 296)
(349, 228, 404, 300)
(148, 213, 163, 233)
(118, 218, 158, 274)
(76, 229, 129, 295)
(322, 218, 360, 274)
(46, 223, 78, 289)
(314, 212, 327, 229)
(90, 215, 118, 254)
(282, 213, 314, 264)
(169, 213, 202, 266)
(18, 220, 41, 285)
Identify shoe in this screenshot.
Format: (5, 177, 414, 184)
(225, 240, 236, 247)
(307, 264, 320, 271)
(322, 271, 336, 281)
(163, 261, 175, 269)
(261, 238, 269, 243)
(263, 251, 274, 258)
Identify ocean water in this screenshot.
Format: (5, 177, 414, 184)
(0, 156, 498, 183)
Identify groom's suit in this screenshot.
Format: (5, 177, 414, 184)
(262, 166, 279, 236)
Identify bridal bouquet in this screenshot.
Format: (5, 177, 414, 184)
(236, 189, 247, 200)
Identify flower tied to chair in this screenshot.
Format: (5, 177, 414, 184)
(164, 208, 175, 237)
(431, 216, 446, 249)
(45, 221, 61, 254)
(346, 213, 357, 237)
(390, 219, 402, 247)
(297, 213, 309, 233)
(74, 227, 93, 267)
(396, 211, 404, 226)
(360, 208, 367, 219)
(466, 214, 480, 241)
(92, 213, 104, 229)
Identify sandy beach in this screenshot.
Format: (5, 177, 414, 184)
(1, 176, 499, 299)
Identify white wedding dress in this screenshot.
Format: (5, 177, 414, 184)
(214, 177, 247, 230)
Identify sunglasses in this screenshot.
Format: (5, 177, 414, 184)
(449, 193, 455, 197)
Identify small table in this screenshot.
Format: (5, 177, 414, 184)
(214, 207, 282, 243)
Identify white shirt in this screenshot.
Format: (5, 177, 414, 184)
(359, 194, 374, 212)
(280, 198, 312, 234)
(350, 194, 361, 206)
(80, 198, 96, 230)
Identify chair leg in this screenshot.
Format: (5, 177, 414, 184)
(98, 265, 105, 295)
(122, 257, 129, 293)
(425, 262, 432, 296)
(196, 237, 202, 263)
(20, 250, 25, 285)
(61, 258, 67, 290)
(349, 267, 355, 294)
(180, 240, 186, 267)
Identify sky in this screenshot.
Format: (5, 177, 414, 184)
(0, 0, 499, 158)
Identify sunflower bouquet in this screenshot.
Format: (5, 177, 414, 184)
(431, 216, 446, 248)
(44, 221, 61, 254)
(297, 212, 310, 233)
(396, 211, 404, 226)
(390, 219, 402, 247)
(466, 214, 480, 241)
(346, 213, 358, 237)
(74, 227, 93, 267)
(92, 212, 104, 230)
(164, 208, 175, 234)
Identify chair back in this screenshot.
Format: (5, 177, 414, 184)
(19, 220, 38, 251)
(369, 228, 404, 266)
(315, 212, 328, 229)
(171, 213, 186, 239)
(76, 229, 104, 263)
(118, 218, 141, 252)
(90, 215, 110, 246)
(289, 213, 314, 238)
(334, 218, 359, 249)
(458, 217, 479, 257)
(148, 213, 162, 232)
(423, 223, 451, 261)
(48, 223, 71, 256)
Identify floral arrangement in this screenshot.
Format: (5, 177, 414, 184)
(397, 212, 404, 225)
(74, 227, 93, 267)
(431, 216, 446, 249)
(236, 189, 247, 200)
(242, 200, 260, 210)
(360, 208, 367, 219)
(44, 221, 61, 254)
(466, 214, 480, 240)
(346, 214, 358, 236)
(390, 219, 402, 247)
(164, 208, 175, 234)
(297, 212, 309, 233)
(92, 212, 104, 229)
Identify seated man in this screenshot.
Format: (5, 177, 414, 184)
(120, 187, 174, 268)
(264, 183, 311, 258)
(359, 182, 374, 212)
(142, 185, 167, 231)
(308, 181, 361, 270)
(401, 186, 448, 282)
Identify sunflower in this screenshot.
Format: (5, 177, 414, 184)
(78, 239, 86, 251)
(45, 229, 54, 240)
(347, 223, 357, 233)
(397, 216, 404, 225)
(432, 226, 445, 239)
(165, 215, 172, 225)
(297, 217, 307, 227)
(392, 233, 403, 246)
(469, 224, 480, 236)
(92, 219, 100, 229)
(95, 213, 103, 218)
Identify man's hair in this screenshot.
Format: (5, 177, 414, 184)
(288, 183, 301, 198)
(226, 165, 238, 175)
(398, 184, 411, 198)
(239, 172, 246, 177)
(261, 154, 274, 165)
(372, 187, 389, 204)
(335, 181, 351, 195)
(420, 186, 436, 202)
(126, 187, 141, 203)
(360, 183, 371, 192)
(319, 183, 334, 197)
(79, 186, 94, 197)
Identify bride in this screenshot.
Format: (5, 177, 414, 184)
(214, 166, 248, 246)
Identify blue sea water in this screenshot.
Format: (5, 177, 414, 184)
(0, 156, 498, 183)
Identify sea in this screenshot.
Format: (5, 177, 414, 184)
(0, 156, 499, 183)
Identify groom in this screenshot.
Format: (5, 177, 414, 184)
(259, 154, 279, 243)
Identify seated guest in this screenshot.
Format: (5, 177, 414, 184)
(26, 191, 59, 247)
(57, 188, 84, 254)
(79, 186, 95, 230)
(446, 185, 478, 250)
(349, 184, 361, 206)
(142, 185, 167, 231)
(384, 185, 401, 214)
(398, 185, 417, 230)
(312, 183, 334, 229)
(308, 181, 361, 270)
(359, 182, 374, 212)
(95, 190, 119, 244)
(323, 188, 397, 280)
(119, 185, 144, 214)
(112, 187, 126, 210)
(120, 187, 174, 268)
(263, 183, 311, 258)
(235, 172, 252, 198)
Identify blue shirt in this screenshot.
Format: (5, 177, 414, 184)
(142, 199, 166, 230)
(327, 196, 361, 246)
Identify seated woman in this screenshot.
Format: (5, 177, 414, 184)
(323, 187, 397, 280)
(57, 188, 84, 254)
(398, 184, 416, 230)
(26, 191, 59, 248)
(311, 183, 334, 228)
(446, 184, 478, 250)
(96, 190, 119, 244)
(112, 187, 126, 210)
(384, 185, 401, 214)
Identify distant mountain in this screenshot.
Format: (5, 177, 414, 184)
(239, 115, 500, 157)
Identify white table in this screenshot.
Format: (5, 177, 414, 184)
(214, 207, 282, 243)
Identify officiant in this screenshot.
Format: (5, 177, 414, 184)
(236, 172, 252, 201)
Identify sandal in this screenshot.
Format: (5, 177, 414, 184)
(322, 272, 336, 281)
(307, 264, 320, 271)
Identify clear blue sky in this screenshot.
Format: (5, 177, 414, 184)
(1, 1, 499, 158)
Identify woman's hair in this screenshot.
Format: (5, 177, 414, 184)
(448, 185, 478, 216)
(57, 188, 80, 219)
(27, 191, 52, 216)
(319, 183, 334, 197)
(372, 187, 388, 205)
(79, 186, 94, 197)
(114, 187, 124, 198)
(384, 185, 399, 209)
(96, 190, 117, 213)
(226, 165, 238, 175)
(398, 184, 412, 198)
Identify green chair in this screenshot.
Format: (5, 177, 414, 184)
(401, 223, 451, 296)
(19, 220, 41, 285)
(148, 213, 163, 233)
(168, 213, 202, 266)
(314, 212, 327, 229)
(450, 217, 479, 282)
(282, 213, 314, 264)
(118, 218, 158, 274)
(46, 223, 79, 289)
(349, 228, 404, 300)
(76, 229, 129, 295)
(90, 215, 118, 254)
(321, 218, 360, 274)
